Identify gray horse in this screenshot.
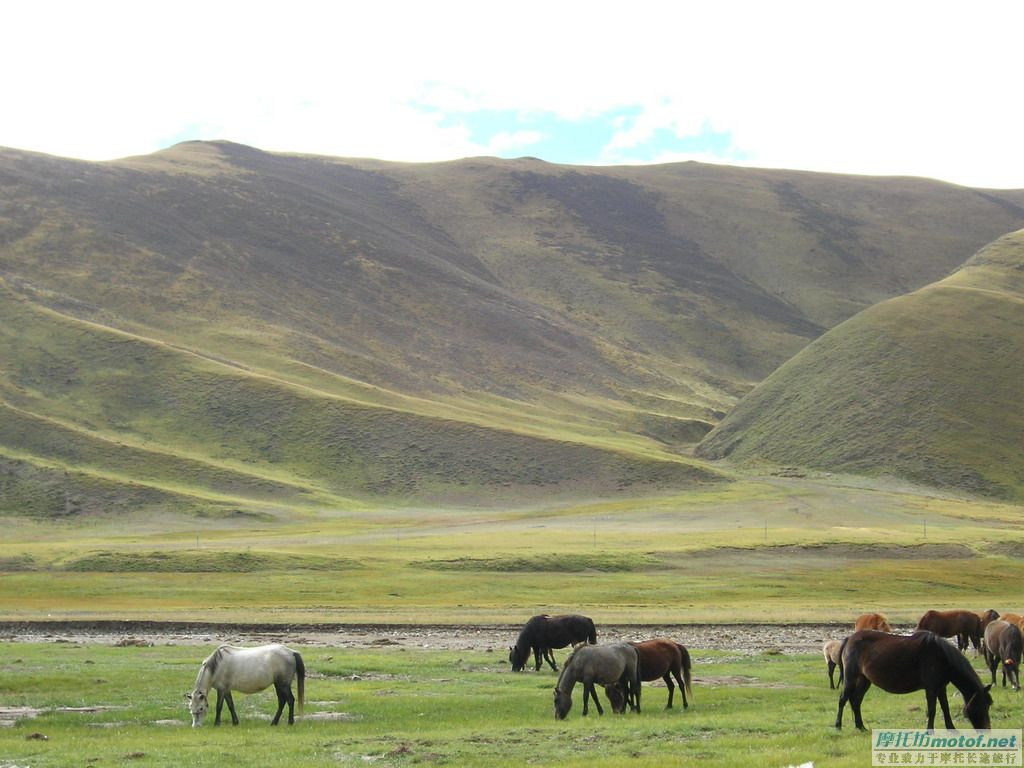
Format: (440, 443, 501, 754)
(185, 644, 305, 727)
(983, 620, 1022, 690)
(553, 643, 640, 719)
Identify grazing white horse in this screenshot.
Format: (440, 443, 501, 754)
(186, 644, 305, 727)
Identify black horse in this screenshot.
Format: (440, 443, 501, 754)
(836, 629, 993, 731)
(509, 614, 597, 672)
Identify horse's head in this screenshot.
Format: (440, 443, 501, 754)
(508, 646, 526, 672)
(603, 683, 627, 714)
(963, 684, 993, 730)
(553, 686, 572, 719)
(185, 690, 208, 727)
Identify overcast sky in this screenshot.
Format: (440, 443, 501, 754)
(4, 1, 1022, 188)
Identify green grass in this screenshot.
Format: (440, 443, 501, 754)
(1, 642, 1019, 768)
(57, 550, 360, 573)
(1, 477, 1022, 624)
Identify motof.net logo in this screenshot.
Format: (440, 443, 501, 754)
(872, 729, 1022, 766)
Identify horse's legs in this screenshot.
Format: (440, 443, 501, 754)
(827, 660, 836, 689)
(925, 689, 938, 731)
(543, 648, 558, 672)
(672, 667, 687, 709)
(837, 674, 870, 731)
(270, 680, 294, 725)
(533, 646, 542, 672)
(662, 672, 675, 709)
(218, 690, 239, 726)
(583, 682, 604, 716)
(834, 688, 847, 729)
(675, 671, 692, 712)
(935, 687, 955, 730)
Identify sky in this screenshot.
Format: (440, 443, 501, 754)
(4, 1, 1023, 188)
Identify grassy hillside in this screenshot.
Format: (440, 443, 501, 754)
(0, 279, 717, 517)
(1, 140, 1023, 515)
(697, 228, 1024, 499)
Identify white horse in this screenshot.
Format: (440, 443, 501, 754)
(185, 644, 305, 727)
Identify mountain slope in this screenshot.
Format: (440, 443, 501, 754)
(696, 228, 1024, 499)
(1, 140, 1023, 515)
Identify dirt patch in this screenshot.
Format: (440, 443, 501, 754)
(0, 620, 872, 657)
(986, 542, 1024, 558)
(685, 543, 977, 560)
(0, 704, 121, 727)
(304, 711, 359, 722)
(695, 675, 800, 689)
(0, 706, 39, 726)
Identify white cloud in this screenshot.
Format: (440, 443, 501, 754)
(486, 130, 545, 154)
(2, 0, 1023, 187)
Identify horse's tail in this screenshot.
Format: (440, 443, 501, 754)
(587, 619, 597, 645)
(837, 635, 850, 687)
(678, 643, 693, 699)
(293, 652, 305, 715)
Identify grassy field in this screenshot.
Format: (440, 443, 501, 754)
(2, 475, 1023, 624)
(2, 469, 1023, 767)
(2, 640, 1020, 768)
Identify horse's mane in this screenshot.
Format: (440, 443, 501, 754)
(925, 631, 984, 695)
(201, 645, 232, 677)
(554, 648, 578, 692)
(515, 615, 549, 647)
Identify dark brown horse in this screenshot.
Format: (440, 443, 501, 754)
(509, 614, 597, 672)
(916, 609, 996, 652)
(983, 620, 1022, 691)
(604, 638, 693, 711)
(836, 629, 992, 731)
(854, 613, 892, 632)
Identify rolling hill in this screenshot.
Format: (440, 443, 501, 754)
(1, 140, 1023, 516)
(697, 227, 1024, 499)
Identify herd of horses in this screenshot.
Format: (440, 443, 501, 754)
(825, 608, 1023, 731)
(183, 609, 1021, 729)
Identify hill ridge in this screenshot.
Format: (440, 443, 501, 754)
(697, 227, 1024, 499)
(3, 142, 1024, 513)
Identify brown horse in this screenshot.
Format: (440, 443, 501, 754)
(997, 612, 1024, 633)
(836, 629, 993, 731)
(983, 620, 1022, 691)
(823, 639, 845, 689)
(916, 609, 996, 652)
(603, 639, 693, 711)
(854, 613, 892, 632)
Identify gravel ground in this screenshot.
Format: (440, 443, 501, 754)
(0, 621, 910, 655)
